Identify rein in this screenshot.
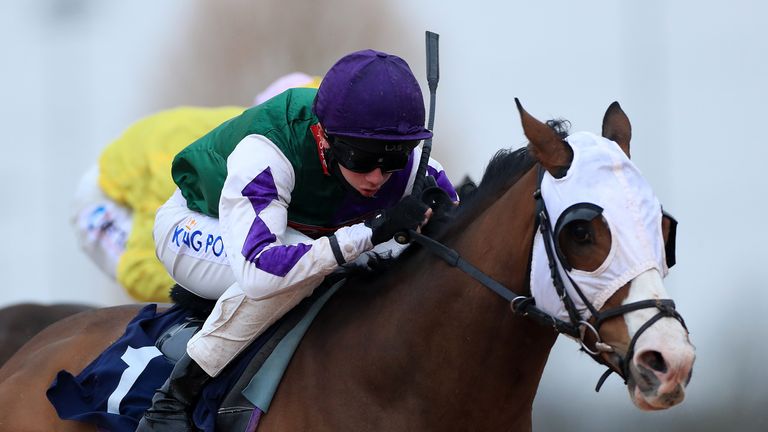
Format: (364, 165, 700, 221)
(408, 165, 688, 391)
(407, 229, 579, 337)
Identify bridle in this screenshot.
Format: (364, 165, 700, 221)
(405, 30, 688, 391)
(407, 165, 688, 391)
(530, 166, 688, 389)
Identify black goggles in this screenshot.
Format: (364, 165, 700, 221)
(330, 138, 414, 173)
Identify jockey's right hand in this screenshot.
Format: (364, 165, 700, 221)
(366, 195, 431, 245)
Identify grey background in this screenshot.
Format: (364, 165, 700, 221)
(1, 1, 765, 430)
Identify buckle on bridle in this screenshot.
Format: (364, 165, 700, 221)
(579, 320, 601, 355)
(655, 299, 676, 316)
(510, 296, 529, 313)
(577, 320, 614, 355)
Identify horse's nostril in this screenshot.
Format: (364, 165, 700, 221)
(638, 350, 667, 374)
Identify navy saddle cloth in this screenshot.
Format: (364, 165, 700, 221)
(46, 278, 339, 432)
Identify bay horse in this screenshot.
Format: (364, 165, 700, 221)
(0, 303, 94, 368)
(0, 100, 695, 431)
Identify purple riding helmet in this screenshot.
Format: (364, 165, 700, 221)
(314, 49, 432, 173)
(314, 49, 432, 142)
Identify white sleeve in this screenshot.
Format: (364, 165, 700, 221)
(219, 135, 373, 299)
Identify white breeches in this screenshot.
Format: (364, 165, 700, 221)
(154, 190, 235, 300)
(154, 189, 406, 376)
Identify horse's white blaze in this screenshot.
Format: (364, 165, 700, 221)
(624, 269, 695, 409)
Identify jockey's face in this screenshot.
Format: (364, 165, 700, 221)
(337, 164, 392, 197)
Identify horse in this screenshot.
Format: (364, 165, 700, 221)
(0, 303, 94, 368)
(0, 100, 695, 431)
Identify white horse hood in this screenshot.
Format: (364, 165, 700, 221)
(530, 131, 669, 322)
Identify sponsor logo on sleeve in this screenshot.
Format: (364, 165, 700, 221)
(168, 217, 229, 265)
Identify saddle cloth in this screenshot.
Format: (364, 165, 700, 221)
(46, 279, 341, 431)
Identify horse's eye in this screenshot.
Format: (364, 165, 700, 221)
(570, 223, 592, 244)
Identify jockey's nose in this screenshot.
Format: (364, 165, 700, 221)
(365, 168, 387, 184)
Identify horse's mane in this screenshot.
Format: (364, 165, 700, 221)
(351, 119, 571, 282)
(446, 118, 570, 236)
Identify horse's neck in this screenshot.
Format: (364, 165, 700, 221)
(289, 168, 558, 430)
(344, 170, 556, 430)
(415, 167, 557, 426)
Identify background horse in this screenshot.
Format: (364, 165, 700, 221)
(0, 303, 94, 368)
(0, 101, 694, 431)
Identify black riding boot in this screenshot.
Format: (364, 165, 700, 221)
(135, 353, 210, 432)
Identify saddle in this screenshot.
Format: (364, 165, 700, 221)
(47, 276, 344, 432)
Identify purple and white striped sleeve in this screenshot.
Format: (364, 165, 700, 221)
(401, 147, 458, 203)
(426, 159, 459, 203)
(219, 135, 372, 299)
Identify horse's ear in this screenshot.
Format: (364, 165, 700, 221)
(602, 101, 632, 158)
(515, 98, 572, 178)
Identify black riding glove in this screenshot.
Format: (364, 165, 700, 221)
(366, 195, 430, 245)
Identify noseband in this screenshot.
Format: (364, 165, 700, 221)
(409, 166, 688, 391)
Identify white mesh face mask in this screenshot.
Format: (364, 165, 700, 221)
(529, 131, 669, 323)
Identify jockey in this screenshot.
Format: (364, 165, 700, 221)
(71, 73, 321, 302)
(136, 49, 458, 430)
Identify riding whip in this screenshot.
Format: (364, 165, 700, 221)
(394, 31, 440, 244)
(411, 30, 440, 197)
